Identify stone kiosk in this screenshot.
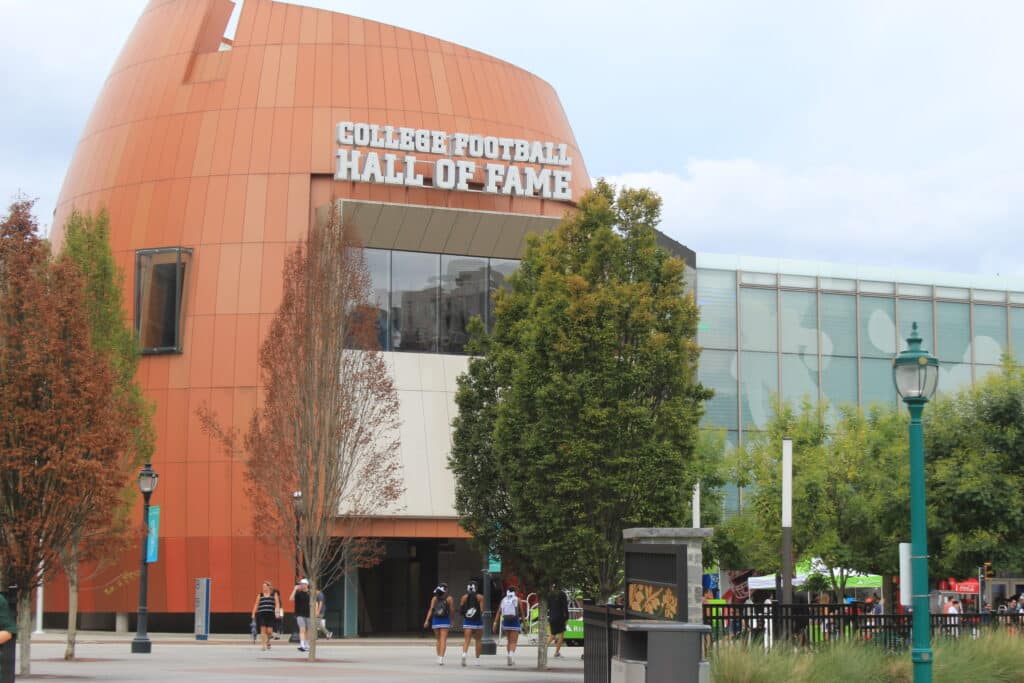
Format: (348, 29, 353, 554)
(611, 528, 712, 683)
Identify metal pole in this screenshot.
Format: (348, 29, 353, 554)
(131, 491, 152, 654)
(692, 484, 701, 529)
(907, 400, 932, 683)
(781, 439, 794, 611)
(481, 566, 496, 655)
(33, 569, 44, 634)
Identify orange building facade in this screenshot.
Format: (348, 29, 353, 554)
(51, 0, 588, 633)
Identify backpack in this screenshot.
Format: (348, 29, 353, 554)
(462, 593, 479, 619)
(500, 595, 518, 616)
(433, 598, 449, 618)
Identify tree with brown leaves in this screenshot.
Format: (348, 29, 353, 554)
(201, 209, 402, 659)
(0, 199, 134, 675)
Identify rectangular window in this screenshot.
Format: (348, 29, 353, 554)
(859, 296, 896, 358)
(973, 304, 1007, 365)
(440, 255, 488, 354)
(698, 350, 738, 429)
(740, 288, 777, 352)
(135, 248, 192, 354)
(697, 269, 737, 350)
(740, 350, 778, 431)
(935, 301, 970, 364)
(820, 294, 857, 356)
(1011, 308, 1024, 363)
(363, 248, 390, 350)
(390, 251, 439, 353)
(861, 357, 896, 409)
(781, 353, 818, 407)
(898, 299, 933, 352)
(821, 355, 857, 417)
(938, 362, 972, 396)
(487, 258, 519, 334)
(780, 291, 817, 355)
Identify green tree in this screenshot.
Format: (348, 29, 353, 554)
(719, 399, 908, 600)
(450, 181, 710, 668)
(925, 359, 1024, 578)
(58, 209, 154, 660)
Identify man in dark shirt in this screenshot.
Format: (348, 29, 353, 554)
(290, 578, 311, 652)
(0, 592, 16, 681)
(546, 585, 570, 657)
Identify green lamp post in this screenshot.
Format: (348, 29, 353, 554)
(892, 322, 939, 683)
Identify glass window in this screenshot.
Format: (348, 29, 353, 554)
(699, 350, 738, 429)
(780, 274, 816, 289)
(974, 290, 1006, 303)
(821, 355, 858, 412)
(440, 255, 487, 354)
(1011, 308, 1024, 363)
(135, 248, 192, 354)
(860, 296, 896, 358)
(740, 288, 777, 352)
(936, 286, 969, 300)
(362, 248, 390, 350)
(898, 283, 932, 297)
(898, 299, 933, 352)
(938, 363, 972, 396)
(740, 351, 778, 431)
(820, 277, 856, 292)
(781, 353, 818, 406)
(975, 365, 1000, 383)
(935, 301, 970, 364)
(697, 269, 737, 349)
(820, 294, 857, 356)
(860, 281, 894, 295)
(390, 251, 439, 352)
(861, 357, 896, 409)
(740, 272, 776, 286)
(973, 304, 1007, 365)
(780, 291, 817, 355)
(487, 258, 519, 333)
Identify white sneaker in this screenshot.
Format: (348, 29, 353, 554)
(507, 653, 513, 666)
(472, 657, 481, 666)
(461, 653, 467, 667)
(437, 656, 444, 665)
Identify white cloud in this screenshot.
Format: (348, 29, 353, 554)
(605, 161, 1024, 277)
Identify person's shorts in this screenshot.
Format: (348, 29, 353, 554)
(463, 616, 483, 630)
(549, 619, 567, 636)
(296, 616, 310, 629)
(431, 616, 451, 629)
(501, 615, 521, 632)
(256, 612, 276, 629)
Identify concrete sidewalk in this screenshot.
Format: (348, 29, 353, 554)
(12, 631, 585, 682)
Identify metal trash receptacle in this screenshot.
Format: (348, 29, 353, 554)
(611, 619, 710, 683)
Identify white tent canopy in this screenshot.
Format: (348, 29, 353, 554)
(747, 558, 882, 590)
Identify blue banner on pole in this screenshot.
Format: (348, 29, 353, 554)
(488, 553, 501, 573)
(146, 506, 160, 563)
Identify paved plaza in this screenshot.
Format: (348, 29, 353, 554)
(10, 632, 584, 682)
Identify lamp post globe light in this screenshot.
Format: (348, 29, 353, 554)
(892, 322, 939, 683)
(131, 463, 159, 654)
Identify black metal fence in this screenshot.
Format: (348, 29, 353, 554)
(703, 602, 1024, 652)
(582, 604, 624, 683)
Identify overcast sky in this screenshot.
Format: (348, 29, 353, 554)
(2, 0, 1023, 277)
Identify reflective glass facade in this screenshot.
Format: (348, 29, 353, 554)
(696, 256, 1024, 515)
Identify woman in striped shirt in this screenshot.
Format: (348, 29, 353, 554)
(252, 580, 280, 651)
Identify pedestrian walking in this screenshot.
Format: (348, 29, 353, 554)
(546, 584, 570, 657)
(251, 580, 280, 652)
(290, 578, 311, 652)
(459, 581, 484, 667)
(423, 583, 454, 665)
(493, 587, 524, 666)
(272, 586, 283, 639)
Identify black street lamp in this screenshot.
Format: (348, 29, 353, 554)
(131, 463, 159, 654)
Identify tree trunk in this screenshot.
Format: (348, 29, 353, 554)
(17, 591, 31, 676)
(65, 557, 79, 660)
(536, 599, 548, 671)
(307, 592, 317, 661)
